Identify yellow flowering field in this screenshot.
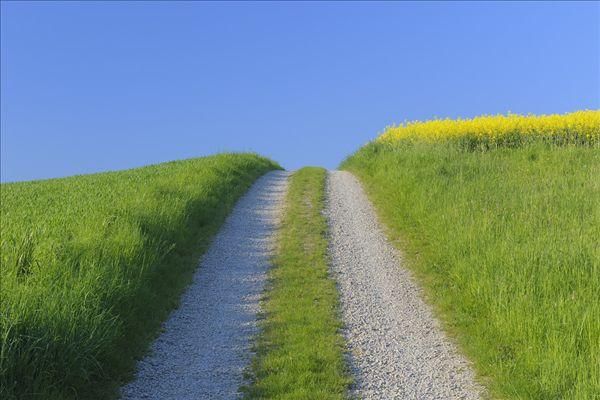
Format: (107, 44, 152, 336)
(378, 110, 600, 148)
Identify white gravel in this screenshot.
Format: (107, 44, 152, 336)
(325, 170, 484, 400)
(121, 170, 289, 400)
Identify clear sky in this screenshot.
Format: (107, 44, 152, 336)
(1, 1, 599, 182)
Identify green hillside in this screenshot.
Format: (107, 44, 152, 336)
(342, 113, 599, 399)
(0, 154, 279, 399)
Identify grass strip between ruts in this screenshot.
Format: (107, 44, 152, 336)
(244, 167, 351, 399)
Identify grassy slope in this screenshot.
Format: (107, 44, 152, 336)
(342, 142, 599, 399)
(0, 154, 279, 400)
(244, 167, 350, 399)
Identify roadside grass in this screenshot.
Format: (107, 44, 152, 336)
(244, 167, 351, 399)
(342, 141, 599, 399)
(0, 154, 279, 400)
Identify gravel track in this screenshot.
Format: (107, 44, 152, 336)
(326, 170, 483, 400)
(121, 170, 289, 400)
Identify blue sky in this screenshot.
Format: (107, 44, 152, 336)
(1, 1, 598, 182)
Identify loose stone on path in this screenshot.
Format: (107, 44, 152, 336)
(121, 171, 289, 400)
(326, 170, 484, 400)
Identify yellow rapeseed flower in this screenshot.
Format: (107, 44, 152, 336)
(377, 110, 600, 148)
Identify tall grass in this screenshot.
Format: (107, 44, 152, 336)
(0, 154, 279, 399)
(244, 167, 350, 399)
(342, 140, 599, 399)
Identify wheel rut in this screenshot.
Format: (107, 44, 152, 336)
(121, 171, 289, 400)
(325, 170, 484, 400)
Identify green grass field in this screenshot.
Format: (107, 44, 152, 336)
(244, 167, 350, 399)
(2, 111, 597, 399)
(342, 141, 599, 399)
(0, 154, 279, 400)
